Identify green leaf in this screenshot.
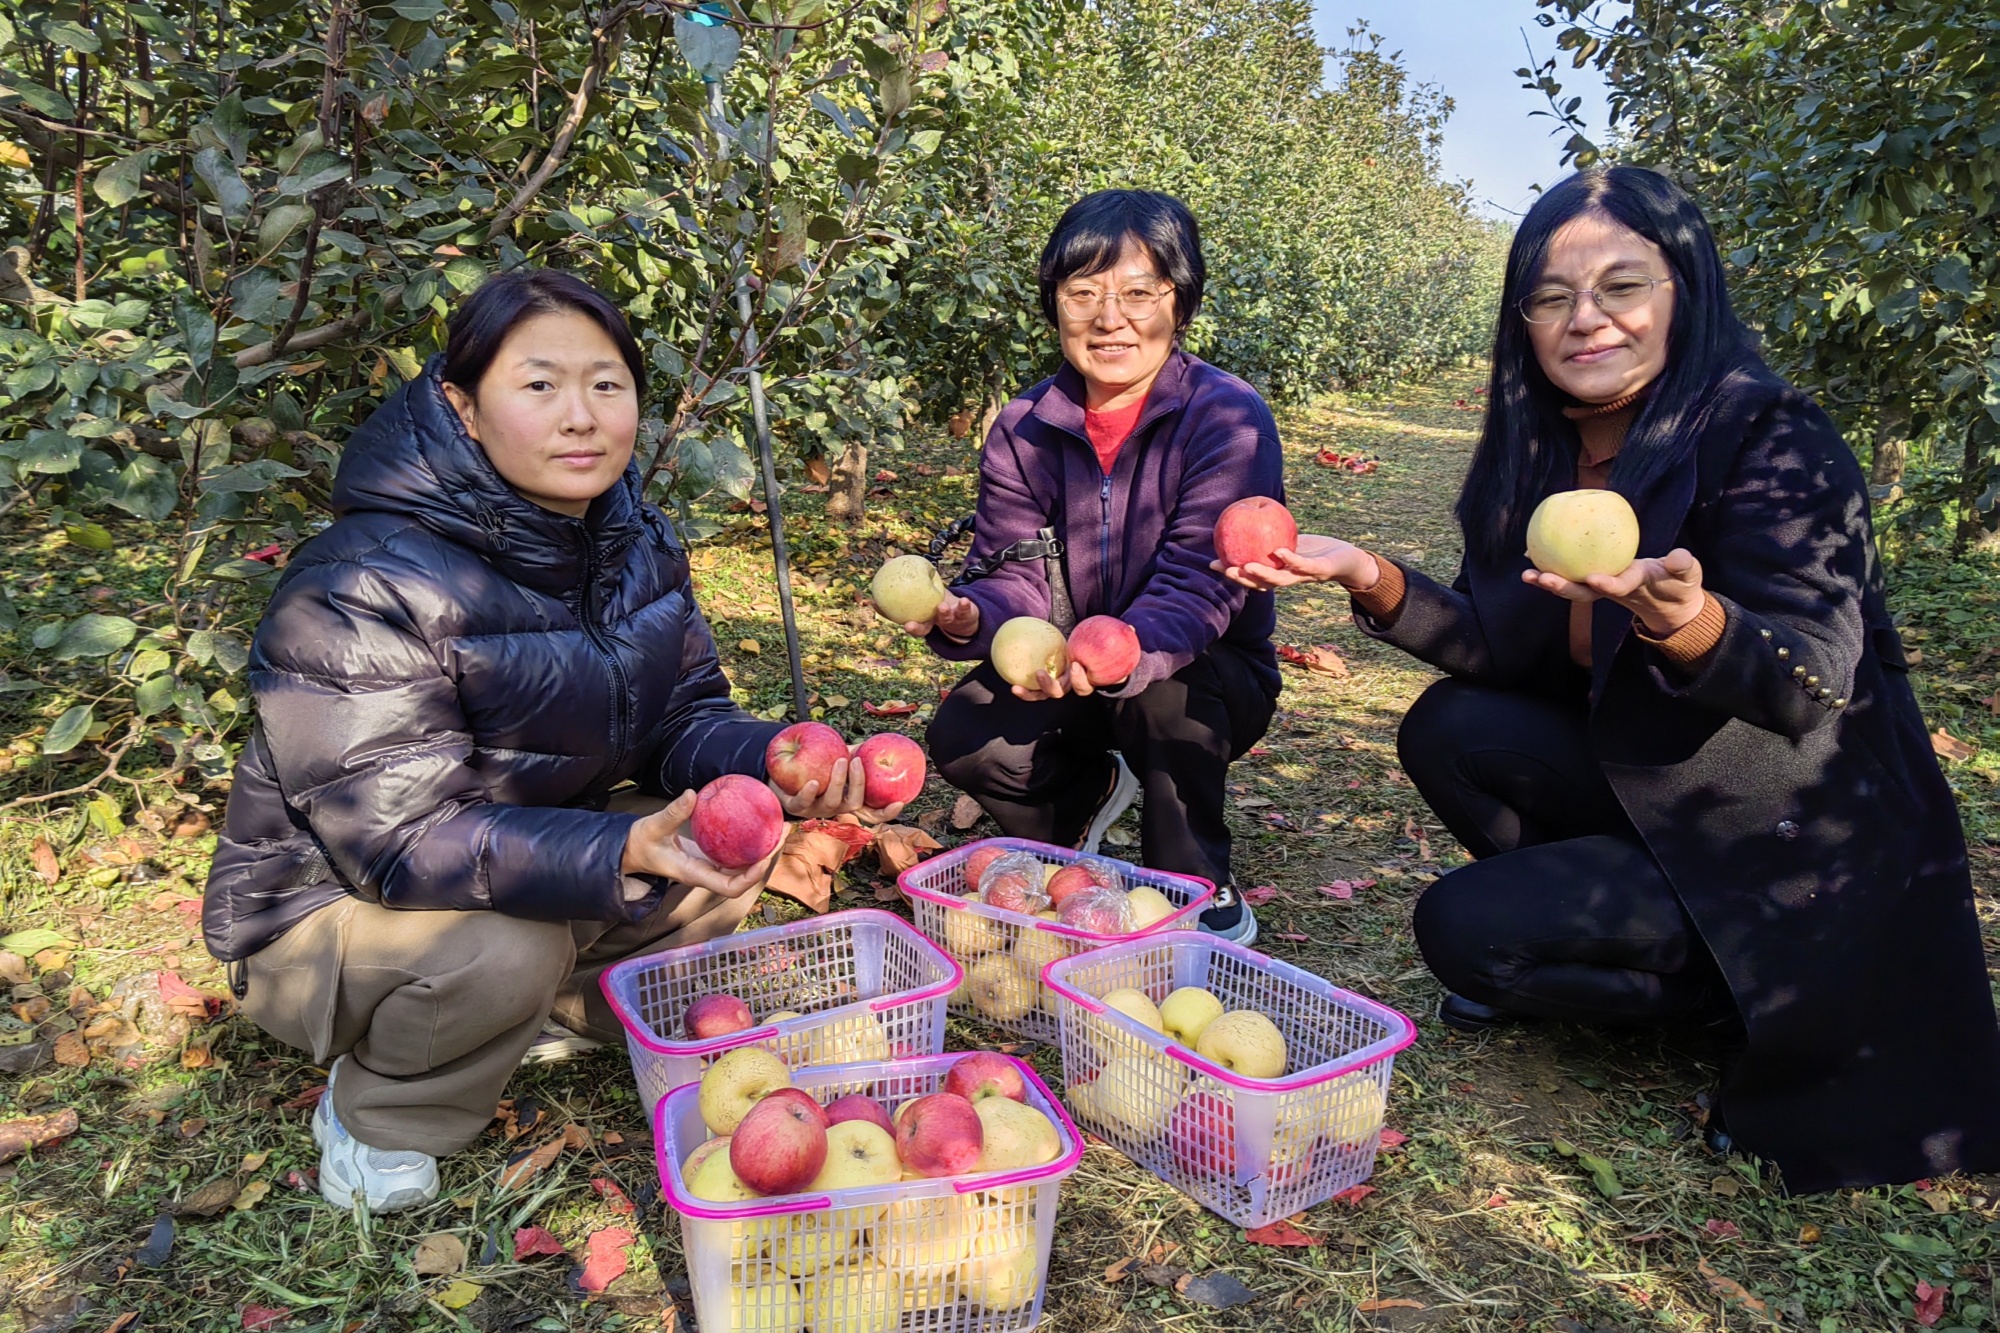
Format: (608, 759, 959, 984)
(0, 928, 76, 954)
(42, 704, 94, 755)
(100, 453, 179, 522)
(674, 13, 742, 80)
(203, 558, 281, 582)
(93, 150, 152, 206)
(63, 523, 115, 551)
(134, 673, 176, 719)
(229, 267, 286, 326)
(129, 649, 172, 680)
(53, 614, 139, 660)
(42, 18, 102, 53)
(0, 429, 82, 474)
(200, 460, 308, 494)
(259, 203, 314, 254)
(209, 633, 250, 673)
(1882, 1232, 1954, 1258)
(10, 81, 76, 121)
(192, 147, 252, 221)
(1577, 1151, 1623, 1198)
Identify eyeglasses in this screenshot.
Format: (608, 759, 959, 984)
(1057, 284, 1174, 322)
(1517, 274, 1673, 324)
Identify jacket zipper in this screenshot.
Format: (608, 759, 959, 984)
(580, 539, 631, 777)
(1099, 471, 1113, 605)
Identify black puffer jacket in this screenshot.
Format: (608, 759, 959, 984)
(202, 358, 779, 962)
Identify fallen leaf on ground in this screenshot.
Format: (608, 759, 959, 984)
(1914, 1278, 1947, 1327)
(32, 948, 71, 972)
(158, 970, 224, 1022)
(875, 824, 941, 876)
(103, 1313, 138, 1333)
(0, 1107, 79, 1162)
(1378, 1128, 1408, 1149)
(1241, 885, 1279, 906)
(134, 1213, 174, 1268)
(1103, 1257, 1136, 1282)
(862, 700, 918, 716)
(576, 1226, 636, 1293)
(1319, 883, 1355, 900)
(1695, 1258, 1765, 1314)
(178, 1117, 208, 1139)
(435, 1280, 483, 1309)
(1710, 1174, 1740, 1196)
(240, 1150, 270, 1173)
(1931, 727, 1976, 761)
(283, 1168, 317, 1193)
(1357, 1298, 1425, 1312)
(178, 1176, 241, 1218)
(1244, 1219, 1320, 1247)
(1797, 1223, 1820, 1244)
(515, 1225, 567, 1261)
(805, 455, 830, 483)
(562, 1123, 591, 1150)
(0, 927, 76, 956)
(1702, 1217, 1741, 1240)
(181, 1038, 217, 1070)
(949, 795, 983, 830)
(0, 952, 26, 984)
(499, 1136, 566, 1190)
(31, 841, 61, 884)
(230, 1180, 270, 1211)
(1276, 642, 1349, 677)
(1177, 1272, 1259, 1309)
(279, 1084, 325, 1111)
(241, 1305, 289, 1331)
(1272, 932, 1311, 942)
(413, 1231, 468, 1275)
(591, 1177, 635, 1214)
(1331, 1184, 1377, 1207)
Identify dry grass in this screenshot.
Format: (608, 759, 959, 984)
(0, 367, 1995, 1332)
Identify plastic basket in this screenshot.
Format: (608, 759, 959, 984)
(899, 838, 1214, 1043)
(657, 1052, 1083, 1333)
(600, 909, 961, 1114)
(1043, 933, 1416, 1228)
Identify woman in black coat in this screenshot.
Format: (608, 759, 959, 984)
(203, 270, 894, 1212)
(1221, 166, 2000, 1192)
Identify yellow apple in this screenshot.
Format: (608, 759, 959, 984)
(1064, 1080, 1098, 1127)
(1124, 885, 1177, 929)
(966, 953, 1036, 1023)
(1320, 1070, 1388, 1145)
(700, 1046, 793, 1135)
(801, 1260, 902, 1333)
(973, 1097, 1061, 1172)
(960, 1222, 1041, 1310)
(1525, 488, 1640, 582)
(821, 1012, 890, 1063)
(1088, 1054, 1183, 1140)
(1100, 987, 1164, 1032)
(943, 905, 1005, 960)
(767, 1216, 861, 1279)
(1012, 919, 1069, 972)
(1195, 1010, 1288, 1079)
(810, 1121, 902, 1192)
(682, 1134, 732, 1183)
(880, 1191, 979, 1270)
(721, 1267, 806, 1333)
(687, 1152, 766, 1264)
(1158, 986, 1225, 1047)
(766, 1009, 804, 1023)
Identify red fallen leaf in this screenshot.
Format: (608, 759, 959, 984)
(515, 1225, 567, 1261)
(1319, 883, 1355, 900)
(1484, 1192, 1509, 1207)
(174, 898, 205, 917)
(241, 1306, 289, 1331)
(862, 700, 918, 717)
(591, 1178, 635, 1214)
(1914, 1278, 1947, 1327)
(1345, 779, 1361, 789)
(283, 1168, 317, 1192)
(576, 1226, 636, 1293)
(797, 819, 875, 863)
(1331, 1184, 1377, 1207)
(31, 839, 60, 884)
(1913, 1177, 1933, 1190)
(1474, 387, 1488, 396)
(873, 470, 898, 481)
(1244, 1219, 1320, 1247)
(434, 244, 465, 257)
(243, 544, 283, 564)
(1247, 746, 1271, 756)
(1275, 643, 1349, 677)
(1241, 885, 1279, 906)
(158, 970, 225, 1022)
(1272, 932, 1311, 942)
(1702, 1218, 1741, 1240)
(1378, 1128, 1409, 1149)
(1357, 1299, 1425, 1313)
(280, 1085, 326, 1111)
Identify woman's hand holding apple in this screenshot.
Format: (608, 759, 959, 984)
(1010, 660, 1094, 703)
(770, 755, 905, 825)
(1521, 547, 1707, 638)
(621, 790, 781, 900)
(1213, 534, 1380, 591)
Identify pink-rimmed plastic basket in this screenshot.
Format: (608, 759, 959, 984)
(657, 1052, 1083, 1333)
(600, 909, 961, 1115)
(1044, 933, 1416, 1228)
(899, 838, 1214, 1042)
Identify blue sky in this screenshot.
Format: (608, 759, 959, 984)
(1311, 1, 1615, 221)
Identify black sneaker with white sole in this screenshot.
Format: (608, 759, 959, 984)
(1197, 884, 1259, 946)
(1077, 752, 1141, 856)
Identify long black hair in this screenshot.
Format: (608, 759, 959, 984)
(1037, 190, 1205, 338)
(1456, 166, 1759, 564)
(442, 268, 647, 400)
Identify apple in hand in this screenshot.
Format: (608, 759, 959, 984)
(855, 732, 926, 807)
(684, 992, 755, 1040)
(690, 772, 786, 869)
(1213, 496, 1299, 570)
(765, 721, 850, 797)
(895, 1092, 985, 1177)
(872, 554, 948, 625)
(699, 1045, 793, 1135)
(1194, 1010, 1289, 1079)
(944, 1050, 1028, 1104)
(1067, 615, 1142, 686)
(1525, 489, 1640, 582)
(823, 1093, 896, 1136)
(1158, 986, 1225, 1047)
(730, 1088, 830, 1195)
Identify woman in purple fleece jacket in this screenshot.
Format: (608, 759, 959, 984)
(909, 191, 1283, 940)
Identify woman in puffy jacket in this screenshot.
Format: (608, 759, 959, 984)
(202, 269, 894, 1212)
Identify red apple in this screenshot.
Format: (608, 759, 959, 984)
(1213, 496, 1299, 570)
(962, 845, 1008, 893)
(1057, 887, 1133, 934)
(894, 1092, 985, 1177)
(1170, 1090, 1310, 1186)
(855, 733, 926, 807)
(980, 868, 1043, 915)
(1067, 615, 1142, 687)
(730, 1088, 830, 1195)
(1046, 857, 1122, 908)
(823, 1093, 896, 1137)
(689, 773, 786, 869)
(683, 992, 754, 1040)
(765, 721, 850, 797)
(943, 1051, 1028, 1104)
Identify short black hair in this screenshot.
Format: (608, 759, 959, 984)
(442, 268, 647, 400)
(1038, 190, 1205, 337)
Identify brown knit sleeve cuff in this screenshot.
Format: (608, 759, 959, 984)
(1347, 553, 1407, 622)
(1635, 592, 1726, 667)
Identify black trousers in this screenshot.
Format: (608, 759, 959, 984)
(1400, 677, 1731, 1026)
(926, 645, 1277, 892)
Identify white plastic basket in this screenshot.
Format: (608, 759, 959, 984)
(899, 838, 1213, 1042)
(656, 1052, 1083, 1333)
(1044, 933, 1416, 1228)
(600, 909, 961, 1114)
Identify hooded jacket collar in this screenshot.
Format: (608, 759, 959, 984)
(330, 355, 650, 598)
(1030, 347, 1195, 444)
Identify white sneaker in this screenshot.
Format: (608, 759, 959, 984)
(1077, 752, 1141, 856)
(521, 1019, 605, 1066)
(313, 1057, 440, 1213)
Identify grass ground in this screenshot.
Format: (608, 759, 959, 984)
(0, 366, 1996, 1332)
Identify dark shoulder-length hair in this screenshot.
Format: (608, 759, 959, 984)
(1037, 190, 1205, 338)
(1456, 166, 1761, 565)
(442, 268, 647, 400)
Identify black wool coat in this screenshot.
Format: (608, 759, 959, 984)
(1359, 362, 2000, 1192)
(203, 359, 780, 963)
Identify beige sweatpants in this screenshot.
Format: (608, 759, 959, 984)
(239, 795, 763, 1155)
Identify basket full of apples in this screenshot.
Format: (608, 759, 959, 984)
(600, 909, 962, 1114)
(660, 1049, 1082, 1333)
(899, 838, 1214, 1043)
(1044, 933, 1416, 1229)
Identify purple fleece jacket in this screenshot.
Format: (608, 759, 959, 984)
(928, 350, 1284, 699)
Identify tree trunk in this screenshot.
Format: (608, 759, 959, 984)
(1870, 401, 1910, 490)
(1955, 414, 2000, 554)
(824, 438, 867, 522)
